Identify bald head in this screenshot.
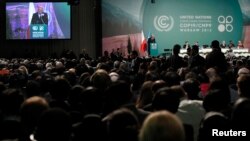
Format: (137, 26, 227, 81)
(37, 5, 44, 14)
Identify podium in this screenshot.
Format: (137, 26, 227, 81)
(30, 24, 48, 39)
(150, 43, 158, 57)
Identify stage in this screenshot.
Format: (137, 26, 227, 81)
(179, 48, 250, 57)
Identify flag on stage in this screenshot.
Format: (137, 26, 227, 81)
(140, 31, 147, 53)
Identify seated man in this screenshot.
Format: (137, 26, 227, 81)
(220, 41, 227, 48)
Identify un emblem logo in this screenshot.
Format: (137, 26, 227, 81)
(154, 15, 174, 32)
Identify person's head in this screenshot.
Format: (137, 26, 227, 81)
(90, 69, 111, 92)
(37, 5, 44, 14)
(68, 85, 84, 106)
(145, 71, 160, 81)
(231, 98, 250, 130)
(205, 77, 231, 109)
(119, 62, 129, 72)
(137, 81, 154, 108)
(26, 80, 41, 98)
(182, 78, 200, 100)
(208, 76, 229, 93)
(50, 77, 71, 101)
(191, 45, 199, 55)
(236, 60, 244, 68)
(206, 67, 218, 81)
(20, 96, 49, 134)
(150, 34, 155, 40)
(237, 74, 250, 98)
(73, 114, 105, 141)
(35, 108, 71, 141)
(152, 86, 182, 113)
(103, 81, 132, 115)
(0, 88, 23, 115)
(198, 112, 229, 141)
(203, 89, 230, 112)
(139, 110, 185, 141)
(238, 67, 250, 76)
(148, 60, 158, 72)
(163, 71, 181, 87)
(104, 108, 139, 141)
(173, 44, 181, 55)
(113, 60, 120, 69)
(211, 40, 220, 49)
(81, 86, 102, 114)
(109, 72, 119, 82)
(130, 50, 138, 59)
(152, 80, 167, 94)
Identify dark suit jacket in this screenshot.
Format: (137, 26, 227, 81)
(31, 12, 48, 25)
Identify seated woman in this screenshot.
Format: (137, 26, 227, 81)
(237, 40, 244, 49)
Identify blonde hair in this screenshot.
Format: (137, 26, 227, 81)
(139, 111, 185, 141)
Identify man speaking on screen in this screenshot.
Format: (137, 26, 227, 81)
(31, 5, 48, 25)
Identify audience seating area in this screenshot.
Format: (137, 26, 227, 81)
(0, 41, 250, 141)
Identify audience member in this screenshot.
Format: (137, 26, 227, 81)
(177, 79, 205, 141)
(206, 40, 227, 73)
(188, 45, 205, 70)
(34, 108, 71, 141)
(237, 74, 250, 98)
(136, 81, 154, 109)
(20, 96, 49, 141)
(73, 114, 105, 141)
(166, 44, 184, 71)
(139, 111, 185, 141)
(103, 108, 139, 141)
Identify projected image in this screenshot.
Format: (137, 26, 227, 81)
(6, 2, 71, 39)
(102, 0, 250, 57)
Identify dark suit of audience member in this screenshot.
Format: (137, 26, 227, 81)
(231, 98, 250, 141)
(166, 44, 184, 71)
(188, 45, 205, 70)
(130, 51, 142, 74)
(103, 81, 149, 125)
(206, 40, 227, 73)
